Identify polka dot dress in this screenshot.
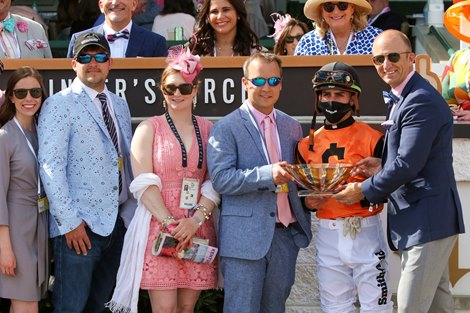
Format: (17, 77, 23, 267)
(294, 26, 382, 55)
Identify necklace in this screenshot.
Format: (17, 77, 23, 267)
(213, 44, 234, 56)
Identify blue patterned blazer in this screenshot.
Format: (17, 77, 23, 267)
(38, 78, 135, 237)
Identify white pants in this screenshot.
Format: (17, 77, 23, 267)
(316, 214, 394, 313)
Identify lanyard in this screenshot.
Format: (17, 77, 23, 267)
(13, 117, 42, 197)
(165, 112, 203, 169)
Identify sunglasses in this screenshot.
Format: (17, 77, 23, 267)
(75, 53, 109, 64)
(13, 88, 42, 99)
(247, 77, 282, 87)
(285, 35, 303, 43)
(322, 2, 349, 12)
(372, 52, 410, 65)
(162, 83, 195, 95)
(312, 70, 353, 86)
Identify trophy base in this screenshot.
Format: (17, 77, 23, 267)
(298, 190, 336, 197)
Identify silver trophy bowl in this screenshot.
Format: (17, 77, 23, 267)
(286, 163, 354, 197)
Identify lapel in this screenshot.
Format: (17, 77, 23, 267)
(382, 73, 419, 162)
(72, 79, 111, 141)
(275, 110, 289, 161)
(125, 25, 142, 57)
(11, 15, 26, 57)
(240, 101, 268, 163)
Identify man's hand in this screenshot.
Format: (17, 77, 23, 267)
(453, 109, 470, 122)
(351, 157, 382, 178)
(272, 161, 294, 185)
(0, 248, 16, 276)
(334, 182, 365, 205)
(65, 222, 91, 255)
(305, 196, 329, 211)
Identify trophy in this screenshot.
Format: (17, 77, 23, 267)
(286, 163, 354, 197)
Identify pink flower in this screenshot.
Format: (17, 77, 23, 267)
(269, 13, 292, 42)
(166, 45, 203, 83)
(16, 21, 28, 33)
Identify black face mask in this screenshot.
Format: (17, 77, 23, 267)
(317, 101, 352, 124)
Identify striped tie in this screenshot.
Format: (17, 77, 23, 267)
(97, 93, 122, 193)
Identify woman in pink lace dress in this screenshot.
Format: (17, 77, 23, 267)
(130, 47, 218, 312)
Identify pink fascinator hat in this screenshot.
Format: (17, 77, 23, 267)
(166, 45, 203, 83)
(269, 13, 293, 42)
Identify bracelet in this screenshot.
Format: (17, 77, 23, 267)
(161, 215, 175, 228)
(191, 215, 203, 227)
(193, 204, 212, 221)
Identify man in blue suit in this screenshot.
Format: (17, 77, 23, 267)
(207, 52, 312, 313)
(66, 0, 167, 58)
(336, 30, 465, 313)
(38, 32, 136, 313)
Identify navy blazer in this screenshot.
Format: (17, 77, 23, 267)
(67, 23, 167, 58)
(207, 102, 312, 260)
(362, 72, 465, 250)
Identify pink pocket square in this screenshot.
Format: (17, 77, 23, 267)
(25, 39, 49, 51)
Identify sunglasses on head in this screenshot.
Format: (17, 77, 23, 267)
(322, 2, 349, 12)
(312, 70, 353, 86)
(372, 52, 410, 65)
(162, 83, 195, 95)
(247, 77, 282, 87)
(75, 53, 109, 64)
(13, 88, 42, 99)
(285, 35, 303, 43)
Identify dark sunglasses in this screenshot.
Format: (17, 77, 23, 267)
(247, 77, 282, 87)
(162, 83, 195, 95)
(312, 70, 353, 86)
(75, 53, 109, 64)
(285, 35, 303, 43)
(323, 2, 349, 12)
(13, 88, 42, 99)
(372, 52, 410, 65)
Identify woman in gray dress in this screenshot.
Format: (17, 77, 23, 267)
(0, 67, 49, 313)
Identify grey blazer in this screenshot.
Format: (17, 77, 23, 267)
(207, 101, 312, 260)
(0, 14, 52, 58)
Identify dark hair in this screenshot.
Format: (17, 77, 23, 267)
(0, 67, 48, 128)
(161, 0, 196, 16)
(273, 18, 309, 55)
(188, 0, 261, 56)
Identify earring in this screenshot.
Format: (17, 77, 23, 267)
(193, 96, 197, 109)
(283, 49, 287, 54)
(162, 99, 167, 110)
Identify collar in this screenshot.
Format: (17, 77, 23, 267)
(247, 100, 277, 128)
(72, 77, 109, 100)
(368, 6, 391, 25)
(1, 13, 12, 22)
(392, 70, 415, 97)
(323, 115, 355, 130)
(103, 20, 133, 36)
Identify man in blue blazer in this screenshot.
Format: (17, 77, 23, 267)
(207, 52, 312, 313)
(38, 32, 136, 313)
(66, 0, 167, 58)
(336, 30, 465, 313)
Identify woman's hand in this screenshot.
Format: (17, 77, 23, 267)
(171, 218, 200, 251)
(0, 248, 16, 276)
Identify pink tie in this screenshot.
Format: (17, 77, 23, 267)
(263, 116, 293, 226)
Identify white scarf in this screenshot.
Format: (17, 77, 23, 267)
(106, 173, 221, 312)
(106, 173, 161, 313)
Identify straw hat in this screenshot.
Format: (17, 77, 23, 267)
(304, 0, 372, 21)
